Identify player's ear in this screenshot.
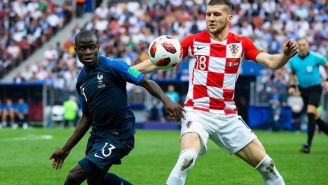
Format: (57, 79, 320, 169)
(227, 15, 232, 22)
(96, 42, 100, 49)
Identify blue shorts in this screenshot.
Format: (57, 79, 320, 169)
(78, 126, 134, 173)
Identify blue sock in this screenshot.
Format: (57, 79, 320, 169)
(104, 173, 132, 185)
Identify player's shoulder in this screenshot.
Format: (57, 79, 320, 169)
(183, 30, 210, 43)
(76, 67, 86, 83)
(99, 55, 125, 66)
(310, 51, 325, 59)
(228, 32, 252, 43)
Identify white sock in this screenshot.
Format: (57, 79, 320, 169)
(255, 155, 285, 185)
(166, 149, 198, 185)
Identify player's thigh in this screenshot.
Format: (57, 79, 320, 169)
(235, 138, 266, 167)
(210, 115, 256, 154)
(67, 163, 89, 183)
(180, 110, 210, 154)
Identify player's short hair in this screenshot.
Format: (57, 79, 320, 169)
(208, 0, 233, 12)
(298, 37, 308, 42)
(74, 30, 98, 44)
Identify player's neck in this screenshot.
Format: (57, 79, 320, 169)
(209, 29, 229, 42)
(299, 51, 310, 59)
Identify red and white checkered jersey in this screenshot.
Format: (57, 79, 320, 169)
(181, 31, 263, 114)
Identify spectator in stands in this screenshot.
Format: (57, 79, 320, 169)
(163, 84, 180, 121)
(63, 95, 79, 127)
(0, 0, 73, 78)
(287, 89, 304, 131)
(0, 99, 3, 127)
(14, 98, 29, 129)
(268, 85, 283, 131)
(13, 71, 26, 84)
(1, 98, 17, 129)
(75, 0, 86, 18)
(165, 84, 180, 104)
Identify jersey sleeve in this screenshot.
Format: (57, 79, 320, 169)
(241, 36, 264, 61)
(314, 52, 327, 66)
(107, 59, 144, 85)
(288, 58, 296, 73)
(180, 35, 194, 58)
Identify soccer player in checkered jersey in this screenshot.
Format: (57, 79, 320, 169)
(135, 0, 298, 184)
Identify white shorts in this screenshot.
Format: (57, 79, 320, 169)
(181, 108, 256, 155)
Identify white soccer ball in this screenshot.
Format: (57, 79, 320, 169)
(148, 35, 183, 69)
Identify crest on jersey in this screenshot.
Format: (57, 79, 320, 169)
(97, 73, 103, 80)
(226, 43, 242, 58)
(229, 44, 239, 57)
(97, 73, 105, 88)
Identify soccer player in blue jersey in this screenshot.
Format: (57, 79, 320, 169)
(289, 37, 328, 153)
(49, 30, 184, 185)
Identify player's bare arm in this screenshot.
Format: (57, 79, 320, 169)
(256, 40, 298, 70)
(133, 59, 158, 74)
(49, 113, 92, 170)
(140, 77, 185, 121)
(288, 71, 297, 96)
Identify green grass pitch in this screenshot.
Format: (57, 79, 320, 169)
(0, 128, 327, 185)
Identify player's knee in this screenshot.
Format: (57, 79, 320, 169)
(178, 148, 198, 172)
(256, 155, 284, 184)
(65, 167, 86, 185)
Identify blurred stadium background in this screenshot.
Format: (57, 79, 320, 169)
(0, 0, 327, 184)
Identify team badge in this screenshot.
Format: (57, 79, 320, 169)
(226, 43, 242, 58)
(228, 44, 239, 57)
(97, 73, 105, 88)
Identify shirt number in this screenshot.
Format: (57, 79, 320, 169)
(94, 142, 116, 159)
(81, 87, 88, 102)
(195, 56, 207, 70)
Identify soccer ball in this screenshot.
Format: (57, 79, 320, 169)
(148, 35, 183, 69)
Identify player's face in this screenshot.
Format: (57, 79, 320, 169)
(297, 39, 309, 56)
(206, 5, 232, 35)
(75, 37, 100, 67)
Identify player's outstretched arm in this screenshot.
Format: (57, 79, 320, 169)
(49, 113, 92, 170)
(140, 77, 185, 121)
(133, 59, 158, 74)
(256, 40, 298, 70)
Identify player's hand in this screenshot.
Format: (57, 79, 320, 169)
(288, 87, 296, 96)
(49, 148, 70, 170)
(163, 101, 185, 122)
(283, 40, 298, 58)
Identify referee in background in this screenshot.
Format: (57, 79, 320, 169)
(289, 37, 328, 153)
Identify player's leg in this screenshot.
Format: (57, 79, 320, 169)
(103, 173, 132, 185)
(1, 110, 7, 127)
(166, 110, 209, 185)
(300, 86, 323, 153)
(64, 163, 89, 185)
(304, 104, 317, 149)
(236, 139, 285, 185)
(314, 107, 328, 135)
(166, 132, 202, 185)
(9, 109, 17, 128)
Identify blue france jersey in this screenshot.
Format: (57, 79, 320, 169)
(289, 52, 327, 88)
(76, 55, 144, 129)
